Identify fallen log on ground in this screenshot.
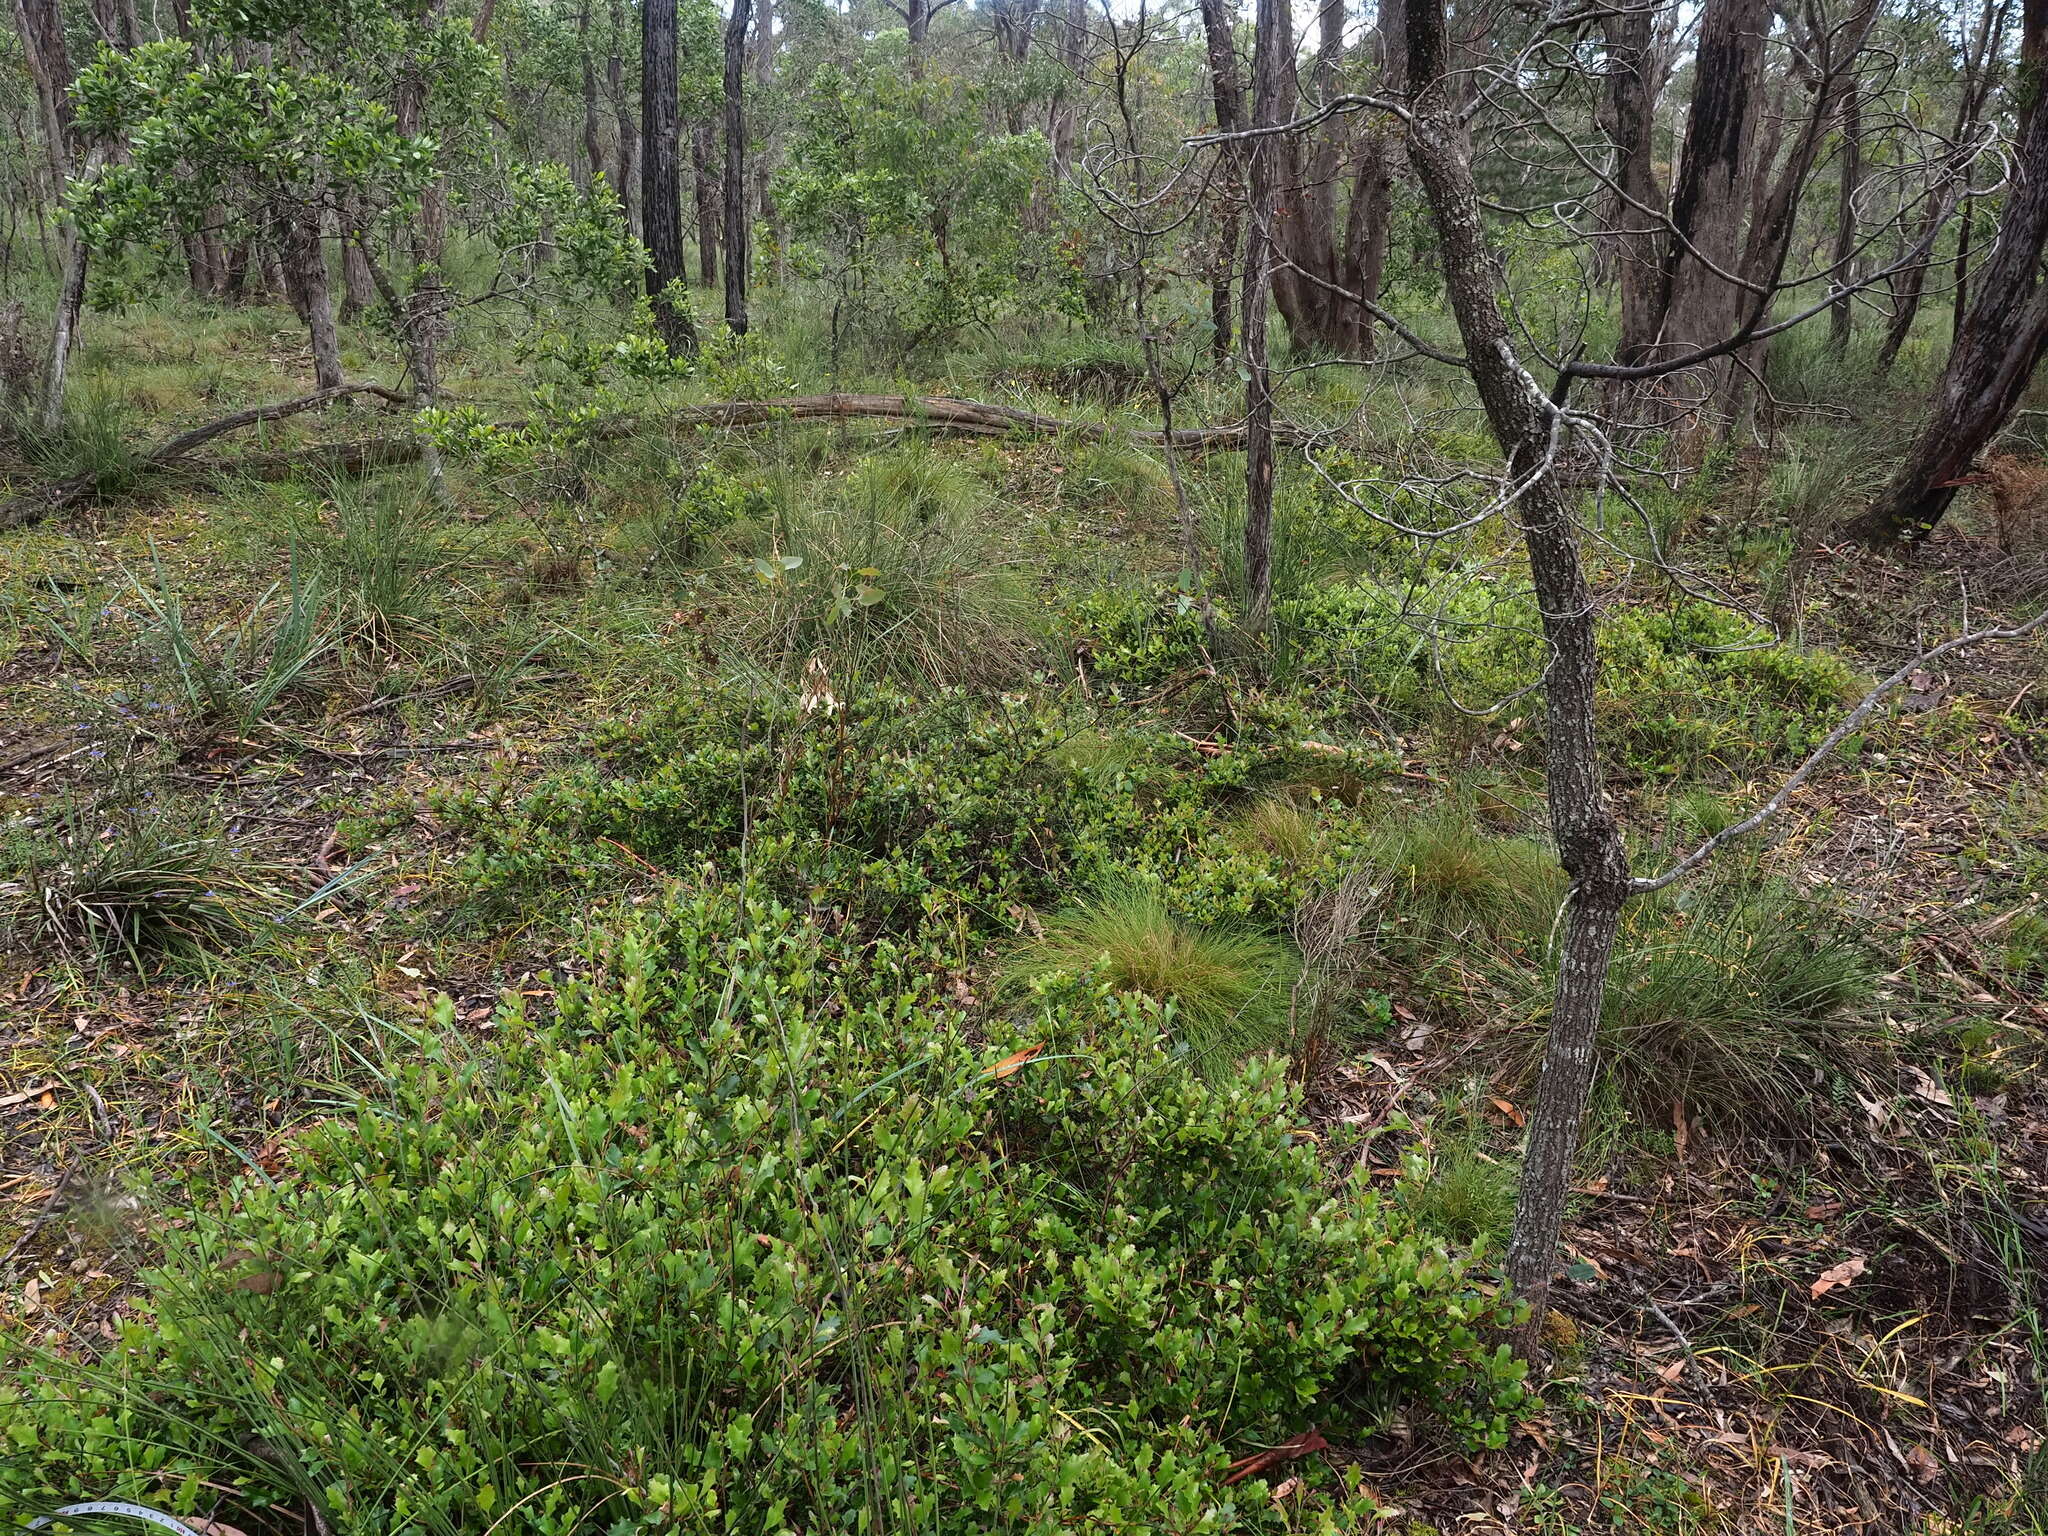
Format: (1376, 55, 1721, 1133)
(2, 381, 413, 530)
(3, 391, 1301, 530)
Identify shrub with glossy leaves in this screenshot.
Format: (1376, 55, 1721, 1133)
(0, 892, 1528, 1534)
(432, 679, 1370, 936)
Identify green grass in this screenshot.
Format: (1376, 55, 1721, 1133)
(4, 809, 281, 969)
(133, 551, 335, 736)
(1227, 794, 1321, 865)
(1361, 803, 1564, 949)
(1500, 880, 1883, 1129)
(301, 475, 468, 647)
(727, 479, 1037, 687)
(1004, 885, 1302, 1072)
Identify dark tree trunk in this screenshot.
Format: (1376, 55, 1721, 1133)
(1198, 0, 1245, 363)
(1848, 14, 2048, 548)
(222, 240, 250, 301)
(44, 231, 87, 432)
(1648, 0, 1770, 433)
(905, 0, 930, 76)
(1240, 0, 1287, 629)
(1829, 85, 1862, 355)
(1343, 0, 1404, 358)
(751, 0, 780, 286)
(993, 0, 1039, 132)
(1601, 1, 1666, 365)
(1879, 0, 2003, 373)
(339, 244, 373, 324)
(12, 0, 82, 431)
(641, 0, 697, 354)
(1048, 0, 1087, 175)
(1731, 0, 1878, 425)
(11, 0, 73, 179)
(1264, 0, 1380, 357)
(277, 205, 344, 391)
(1875, 196, 1938, 374)
(579, 1, 604, 192)
(1952, 200, 1975, 343)
(723, 0, 754, 335)
(1402, 0, 1632, 1351)
(393, 0, 454, 494)
(692, 120, 721, 289)
(608, 0, 639, 240)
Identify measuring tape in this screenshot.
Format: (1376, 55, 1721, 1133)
(25, 1503, 206, 1536)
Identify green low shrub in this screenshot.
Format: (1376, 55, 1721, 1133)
(1274, 584, 1863, 777)
(433, 680, 1366, 937)
(1064, 583, 1219, 694)
(0, 893, 1527, 1534)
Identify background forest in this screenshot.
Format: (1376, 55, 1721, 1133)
(2, 0, 2048, 1527)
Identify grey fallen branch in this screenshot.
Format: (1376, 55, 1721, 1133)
(3, 391, 1306, 529)
(1634, 607, 2048, 893)
(1, 380, 412, 529)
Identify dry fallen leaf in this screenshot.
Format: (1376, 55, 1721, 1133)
(0, 1084, 56, 1108)
(1810, 1254, 1868, 1298)
(982, 1043, 1045, 1080)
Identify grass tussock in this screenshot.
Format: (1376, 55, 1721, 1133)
(1004, 885, 1301, 1071)
(135, 557, 335, 735)
(1500, 881, 1882, 1128)
(1228, 794, 1321, 865)
(730, 493, 1036, 687)
(1363, 803, 1564, 948)
(5, 812, 279, 968)
(302, 478, 467, 646)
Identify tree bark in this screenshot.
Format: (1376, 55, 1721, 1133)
(1601, 1, 1666, 365)
(608, 0, 639, 240)
(641, 0, 697, 354)
(1240, 0, 1286, 629)
(4, 392, 1301, 527)
(905, 0, 931, 77)
(1048, 0, 1087, 175)
(1828, 85, 1862, 355)
(393, 0, 453, 496)
(692, 121, 721, 289)
(12, 0, 82, 432)
(579, 0, 604, 192)
(1265, 0, 1381, 356)
(1880, 0, 2004, 373)
(278, 206, 345, 391)
(1848, 10, 2048, 548)
(11, 0, 71, 181)
(1198, 0, 1245, 364)
(1731, 0, 1878, 424)
(339, 199, 375, 323)
(1401, 0, 1632, 1350)
(1648, 0, 1770, 436)
(723, 0, 755, 335)
(43, 231, 87, 434)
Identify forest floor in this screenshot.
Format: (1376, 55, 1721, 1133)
(2, 294, 2046, 1535)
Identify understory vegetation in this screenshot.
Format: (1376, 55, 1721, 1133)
(4, 0, 2048, 1525)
